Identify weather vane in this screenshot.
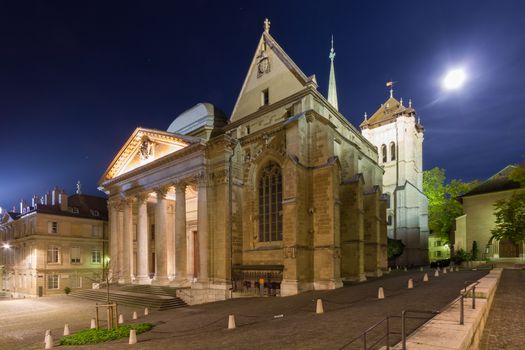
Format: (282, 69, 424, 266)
(386, 80, 397, 98)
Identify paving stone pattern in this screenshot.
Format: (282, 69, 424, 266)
(0, 268, 488, 350)
(480, 269, 525, 350)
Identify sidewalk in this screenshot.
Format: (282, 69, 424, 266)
(480, 269, 525, 350)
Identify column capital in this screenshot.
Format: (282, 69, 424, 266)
(154, 185, 171, 199)
(175, 180, 187, 193)
(136, 192, 149, 204)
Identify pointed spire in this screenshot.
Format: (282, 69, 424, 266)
(389, 87, 394, 98)
(327, 35, 338, 110)
(409, 98, 412, 108)
(400, 97, 403, 106)
(76, 180, 82, 195)
(364, 112, 368, 121)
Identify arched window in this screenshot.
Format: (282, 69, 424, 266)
(390, 142, 396, 161)
(381, 144, 387, 163)
(258, 161, 283, 242)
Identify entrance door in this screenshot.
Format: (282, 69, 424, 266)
(499, 239, 519, 257)
(193, 231, 199, 279)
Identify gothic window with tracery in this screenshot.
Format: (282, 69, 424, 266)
(258, 161, 283, 242)
(381, 144, 387, 163)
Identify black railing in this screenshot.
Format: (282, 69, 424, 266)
(401, 309, 440, 350)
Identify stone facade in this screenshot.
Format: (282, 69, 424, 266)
(0, 187, 107, 297)
(99, 20, 388, 302)
(361, 95, 429, 266)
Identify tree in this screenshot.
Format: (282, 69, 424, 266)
(423, 167, 478, 242)
(509, 161, 525, 186)
(491, 191, 525, 244)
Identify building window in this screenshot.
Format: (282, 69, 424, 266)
(47, 246, 60, 263)
(385, 193, 391, 209)
(90, 210, 100, 217)
(261, 88, 269, 106)
(70, 207, 79, 214)
(258, 161, 283, 242)
(390, 142, 396, 161)
(91, 248, 102, 264)
(48, 221, 58, 234)
(435, 251, 442, 258)
(91, 225, 102, 238)
(381, 144, 387, 163)
(70, 274, 82, 289)
(387, 215, 393, 226)
(47, 274, 59, 289)
(70, 247, 81, 264)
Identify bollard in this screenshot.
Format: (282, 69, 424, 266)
(63, 324, 70, 336)
(388, 267, 392, 273)
(129, 329, 137, 345)
(45, 329, 51, 337)
(144, 307, 149, 316)
(408, 278, 413, 289)
(90, 318, 96, 329)
(45, 334, 53, 349)
(228, 314, 236, 329)
(434, 270, 439, 277)
(450, 267, 454, 273)
(378, 287, 385, 299)
(443, 267, 447, 274)
(133, 311, 138, 320)
(404, 267, 407, 272)
(316, 299, 324, 314)
(420, 266, 423, 272)
(456, 266, 460, 272)
(118, 314, 124, 324)
(423, 273, 429, 282)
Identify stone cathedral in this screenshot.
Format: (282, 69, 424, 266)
(99, 20, 397, 304)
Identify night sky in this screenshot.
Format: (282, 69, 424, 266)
(1, 1, 524, 209)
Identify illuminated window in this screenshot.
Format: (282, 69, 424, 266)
(91, 248, 102, 264)
(48, 221, 58, 234)
(47, 274, 59, 289)
(381, 144, 387, 163)
(258, 161, 283, 242)
(70, 247, 81, 264)
(47, 246, 60, 263)
(390, 142, 396, 161)
(261, 88, 269, 106)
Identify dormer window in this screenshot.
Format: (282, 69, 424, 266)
(261, 88, 269, 106)
(90, 210, 100, 217)
(70, 207, 79, 214)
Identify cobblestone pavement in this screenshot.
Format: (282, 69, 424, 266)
(480, 269, 525, 350)
(1, 268, 488, 350)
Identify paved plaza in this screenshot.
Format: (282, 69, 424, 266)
(480, 269, 525, 350)
(1, 268, 487, 350)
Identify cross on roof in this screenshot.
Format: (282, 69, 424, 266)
(264, 18, 271, 33)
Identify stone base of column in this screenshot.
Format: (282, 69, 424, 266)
(280, 280, 313, 296)
(134, 275, 152, 285)
(342, 273, 367, 282)
(365, 269, 383, 278)
(152, 276, 170, 286)
(313, 279, 343, 291)
(118, 277, 132, 284)
(170, 278, 191, 288)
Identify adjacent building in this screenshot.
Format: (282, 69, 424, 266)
(0, 186, 108, 297)
(455, 165, 524, 261)
(98, 19, 389, 304)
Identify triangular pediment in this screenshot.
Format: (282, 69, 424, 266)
(100, 128, 200, 182)
(230, 30, 317, 122)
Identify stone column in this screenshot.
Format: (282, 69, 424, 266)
(117, 202, 124, 280)
(122, 197, 134, 283)
(154, 188, 169, 285)
(108, 199, 119, 280)
(136, 194, 149, 284)
(197, 177, 209, 282)
(174, 182, 188, 285)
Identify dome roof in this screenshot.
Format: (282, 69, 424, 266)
(167, 103, 227, 135)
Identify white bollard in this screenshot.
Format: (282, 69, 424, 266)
(63, 324, 70, 336)
(408, 278, 413, 289)
(423, 273, 429, 282)
(378, 287, 385, 299)
(129, 329, 137, 345)
(228, 314, 236, 329)
(420, 266, 424, 272)
(456, 266, 460, 272)
(443, 267, 447, 274)
(434, 269, 439, 277)
(45, 329, 51, 337)
(437, 266, 441, 272)
(90, 318, 96, 329)
(144, 307, 149, 316)
(133, 311, 138, 320)
(118, 314, 124, 324)
(388, 267, 392, 273)
(316, 299, 324, 314)
(404, 267, 407, 272)
(45, 334, 53, 349)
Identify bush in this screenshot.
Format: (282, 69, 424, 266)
(471, 240, 479, 261)
(430, 259, 451, 268)
(64, 287, 71, 295)
(59, 323, 154, 345)
(387, 238, 405, 260)
(451, 248, 471, 265)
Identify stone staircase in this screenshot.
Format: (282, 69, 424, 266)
(69, 285, 187, 311)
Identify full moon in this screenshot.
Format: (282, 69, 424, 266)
(443, 68, 466, 90)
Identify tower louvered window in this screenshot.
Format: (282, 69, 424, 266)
(390, 142, 396, 161)
(381, 144, 387, 163)
(258, 161, 283, 242)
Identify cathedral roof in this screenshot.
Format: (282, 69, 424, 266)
(360, 96, 415, 129)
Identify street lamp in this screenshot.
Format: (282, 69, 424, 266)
(2, 243, 11, 249)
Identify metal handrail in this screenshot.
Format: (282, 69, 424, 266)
(401, 309, 440, 350)
(459, 281, 479, 324)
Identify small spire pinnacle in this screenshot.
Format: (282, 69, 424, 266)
(364, 112, 368, 121)
(263, 18, 271, 33)
(389, 88, 394, 98)
(418, 117, 421, 124)
(400, 97, 403, 106)
(76, 180, 82, 195)
(409, 98, 412, 108)
(327, 35, 338, 110)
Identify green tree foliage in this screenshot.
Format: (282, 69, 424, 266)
(387, 237, 405, 259)
(491, 191, 525, 244)
(471, 240, 478, 261)
(423, 167, 478, 242)
(509, 161, 525, 186)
